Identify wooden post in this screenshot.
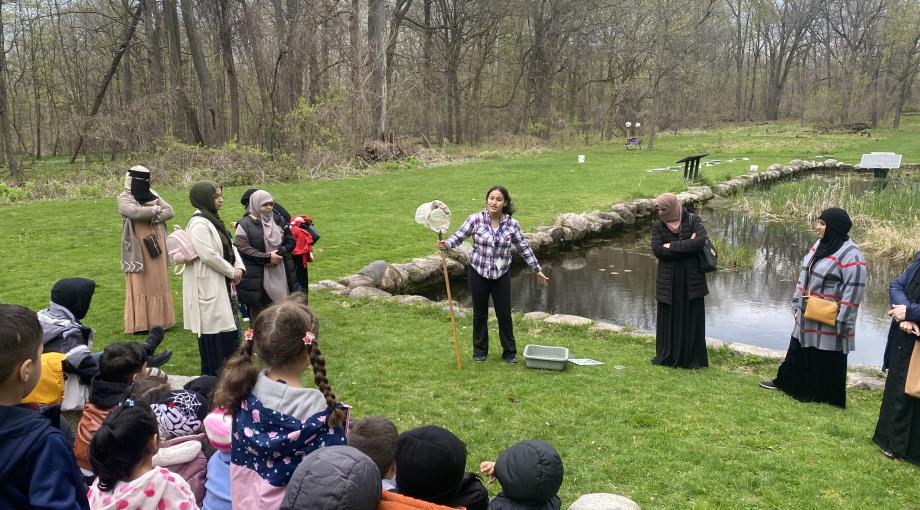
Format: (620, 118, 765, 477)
(438, 231, 463, 369)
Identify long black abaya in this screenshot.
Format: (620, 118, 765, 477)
(873, 267, 920, 464)
(773, 336, 848, 408)
(653, 257, 708, 369)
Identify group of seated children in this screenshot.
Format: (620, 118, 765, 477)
(2, 292, 566, 510)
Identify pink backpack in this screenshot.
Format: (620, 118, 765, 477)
(167, 224, 198, 271)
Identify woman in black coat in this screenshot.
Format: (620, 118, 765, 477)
(234, 190, 295, 321)
(873, 251, 920, 464)
(651, 193, 709, 369)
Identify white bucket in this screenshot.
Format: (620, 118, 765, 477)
(578, 154, 585, 163)
(749, 164, 758, 172)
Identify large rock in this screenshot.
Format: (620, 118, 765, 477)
(714, 183, 734, 195)
(524, 311, 550, 321)
(444, 257, 465, 276)
(396, 295, 433, 305)
(591, 322, 624, 333)
(524, 231, 553, 250)
(584, 212, 612, 233)
(824, 158, 839, 167)
(313, 280, 348, 294)
(438, 299, 463, 315)
(847, 372, 885, 391)
(357, 260, 389, 284)
(404, 258, 442, 283)
(445, 243, 473, 265)
(379, 264, 409, 293)
(675, 191, 696, 204)
(536, 225, 566, 242)
(544, 314, 593, 326)
(629, 199, 656, 217)
(609, 205, 635, 225)
(338, 274, 375, 289)
(569, 493, 641, 510)
(349, 286, 392, 299)
(687, 186, 714, 200)
(559, 213, 590, 240)
(596, 211, 625, 227)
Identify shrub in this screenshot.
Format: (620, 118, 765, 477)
(0, 182, 28, 203)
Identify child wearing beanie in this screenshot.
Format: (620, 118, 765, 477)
(394, 425, 487, 510)
(202, 410, 232, 510)
(480, 440, 564, 510)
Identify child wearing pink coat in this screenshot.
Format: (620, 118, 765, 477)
(87, 400, 198, 510)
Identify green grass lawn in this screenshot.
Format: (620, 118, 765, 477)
(305, 296, 918, 508)
(2, 118, 920, 507)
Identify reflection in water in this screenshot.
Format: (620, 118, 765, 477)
(424, 205, 901, 367)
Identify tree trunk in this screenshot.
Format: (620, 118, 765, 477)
(30, 23, 41, 160)
(180, 0, 218, 144)
(121, 54, 133, 106)
(368, 0, 388, 139)
(217, 0, 240, 141)
(423, 0, 435, 138)
(349, 0, 363, 139)
(142, 0, 164, 95)
(0, 0, 18, 179)
(163, 0, 203, 144)
(69, 2, 144, 164)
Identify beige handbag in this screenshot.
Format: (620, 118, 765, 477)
(906, 340, 920, 398)
(803, 292, 839, 327)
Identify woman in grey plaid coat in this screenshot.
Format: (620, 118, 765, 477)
(760, 208, 866, 408)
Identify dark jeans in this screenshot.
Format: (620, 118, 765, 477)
(293, 261, 309, 304)
(468, 267, 515, 360)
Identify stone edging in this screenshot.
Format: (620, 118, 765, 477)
(307, 157, 890, 385)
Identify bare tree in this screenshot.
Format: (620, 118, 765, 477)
(0, 0, 19, 179)
(181, 0, 219, 144)
(368, 0, 387, 138)
(69, 1, 144, 164)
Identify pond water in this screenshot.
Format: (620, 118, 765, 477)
(423, 174, 907, 367)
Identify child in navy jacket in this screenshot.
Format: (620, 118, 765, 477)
(0, 304, 89, 510)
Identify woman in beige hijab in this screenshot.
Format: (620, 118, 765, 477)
(118, 165, 175, 333)
(650, 193, 710, 369)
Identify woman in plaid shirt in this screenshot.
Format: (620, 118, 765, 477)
(438, 186, 549, 363)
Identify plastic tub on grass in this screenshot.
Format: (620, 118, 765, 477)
(523, 344, 569, 371)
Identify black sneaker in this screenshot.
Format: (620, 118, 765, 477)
(473, 355, 486, 362)
(148, 349, 173, 368)
(142, 325, 165, 355)
(881, 448, 895, 459)
(759, 380, 777, 390)
(503, 356, 517, 364)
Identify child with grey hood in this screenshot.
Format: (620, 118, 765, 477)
(480, 440, 564, 510)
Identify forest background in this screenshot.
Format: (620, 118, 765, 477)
(0, 0, 918, 186)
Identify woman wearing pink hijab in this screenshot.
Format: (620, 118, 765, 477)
(650, 193, 710, 369)
(234, 190, 295, 322)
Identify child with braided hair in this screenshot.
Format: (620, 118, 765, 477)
(211, 295, 348, 510)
